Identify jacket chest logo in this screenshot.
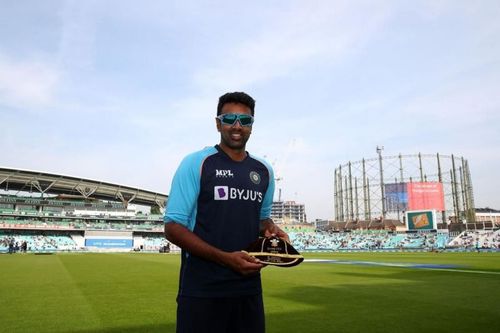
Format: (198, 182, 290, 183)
(215, 169, 234, 178)
(214, 186, 263, 202)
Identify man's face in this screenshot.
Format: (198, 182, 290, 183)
(216, 102, 253, 151)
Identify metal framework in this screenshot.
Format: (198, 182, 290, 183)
(0, 167, 167, 208)
(334, 153, 475, 224)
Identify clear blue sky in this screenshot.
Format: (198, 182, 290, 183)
(1, 1, 499, 220)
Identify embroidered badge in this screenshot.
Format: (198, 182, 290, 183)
(249, 171, 260, 184)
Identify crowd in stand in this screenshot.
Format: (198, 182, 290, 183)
(141, 236, 173, 252)
(2, 230, 499, 253)
(0, 233, 78, 252)
(450, 230, 500, 249)
(289, 230, 499, 251)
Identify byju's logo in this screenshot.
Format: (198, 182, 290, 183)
(215, 169, 234, 178)
(213, 186, 263, 202)
(214, 186, 229, 200)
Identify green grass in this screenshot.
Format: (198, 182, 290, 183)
(0, 252, 499, 333)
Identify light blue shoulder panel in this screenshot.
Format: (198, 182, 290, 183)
(164, 146, 218, 231)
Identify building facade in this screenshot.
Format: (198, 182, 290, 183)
(271, 201, 306, 224)
(474, 208, 500, 228)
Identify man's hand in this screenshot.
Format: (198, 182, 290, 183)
(222, 251, 264, 276)
(260, 218, 290, 243)
(166, 222, 264, 275)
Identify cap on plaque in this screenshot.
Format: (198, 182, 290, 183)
(243, 236, 304, 267)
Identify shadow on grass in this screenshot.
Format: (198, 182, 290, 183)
(331, 270, 419, 280)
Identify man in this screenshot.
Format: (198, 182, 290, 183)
(164, 92, 288, 333)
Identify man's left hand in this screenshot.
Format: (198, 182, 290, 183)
(261, 219, 290, 243)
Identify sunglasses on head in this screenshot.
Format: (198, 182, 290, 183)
(216, 113, 254, 127)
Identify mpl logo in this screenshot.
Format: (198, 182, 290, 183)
(215, 169, 234, 178)
(214, 186, 229, 200)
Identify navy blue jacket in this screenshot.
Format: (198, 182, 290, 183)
(165, 145, 275, 297)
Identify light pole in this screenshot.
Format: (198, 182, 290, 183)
(275, 177, 283, 202)
(377, 146, 385, 219)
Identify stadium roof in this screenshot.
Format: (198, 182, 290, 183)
(0, 167, 167, 208)
(475, 207, 500, 213)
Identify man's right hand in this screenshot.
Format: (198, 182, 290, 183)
(221, 251, 264, 276)
(166, 222, 264, 276)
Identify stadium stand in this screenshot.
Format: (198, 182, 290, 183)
(288, 229, 500, 251)
(0, 191, 167, 253)
(448, 230, 500, 249)
(0, 230, 79, 252)
(1, 170, 498, 254)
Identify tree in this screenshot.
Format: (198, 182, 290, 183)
(151, 205, 161, 215)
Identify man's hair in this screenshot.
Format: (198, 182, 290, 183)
(217, 92, 255, 116)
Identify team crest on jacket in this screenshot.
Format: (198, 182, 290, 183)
(249, 171, 260, 184)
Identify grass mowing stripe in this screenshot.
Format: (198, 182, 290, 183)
(58, 253, 178, 331)
(305, 258, 500, 274)
(0, 254, 102, 333)
(419, 268, 500, 275)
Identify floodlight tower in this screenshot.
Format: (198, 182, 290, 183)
(376, 146, 385, 219)
(275, 176, 283, 202)
(266, 155, 283, 203)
